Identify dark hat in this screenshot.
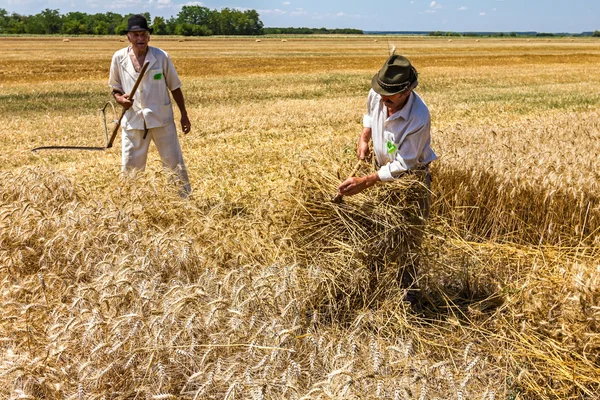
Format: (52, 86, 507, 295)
(371, 54, 418, 96)
(127, 14, 153, 33)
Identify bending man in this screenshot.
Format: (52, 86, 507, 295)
(338, 53, 438, 302)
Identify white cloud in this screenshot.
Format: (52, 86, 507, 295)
(181, 1, 204, 6)
(425, 1, 442, 13)
(102, 0, 142, 10)
(458, 6, 467, 11)
(283, 1, 290, 4)
(258, 8, 286, 15)
(479, 12, 486, 16)
(156, 0, 172, 8)
(492, 7, 497, 11)
(335, 11, 362, 18)
(290, 8, 307, 16)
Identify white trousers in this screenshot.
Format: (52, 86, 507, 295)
(122, 121, 191, 196)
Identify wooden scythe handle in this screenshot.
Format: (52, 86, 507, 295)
(106, 60, 150, 149)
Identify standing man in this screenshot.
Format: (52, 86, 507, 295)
(337, 53, 437, 301)
(109, 14, 192, 196)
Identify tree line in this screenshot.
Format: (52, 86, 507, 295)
(263, 27, 363, 35)
(429, 30, 600, 37)
(0, 6, 263, 36)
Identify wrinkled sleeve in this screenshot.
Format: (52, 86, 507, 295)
(377, 119, 431, 182)
(164, 53, 182, 92)
(108, 52, 123, 94)
(363, 89, 375, 128)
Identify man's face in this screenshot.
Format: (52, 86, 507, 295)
(127, 31, 150, 52)
(381, 90, 411, 109)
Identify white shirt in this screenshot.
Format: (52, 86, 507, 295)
(108, 46, 182, 130)
(363, 89, 438, 182)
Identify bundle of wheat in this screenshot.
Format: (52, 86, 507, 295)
(286, 159, 429, 313)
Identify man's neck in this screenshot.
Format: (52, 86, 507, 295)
(130, 46, 148, 58)
(387, 96, 410, 116)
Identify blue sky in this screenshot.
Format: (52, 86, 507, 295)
(1, 0, 599, 32)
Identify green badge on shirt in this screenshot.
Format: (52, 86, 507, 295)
(153, 73, 162, 80)
(386, 140, 397, 154)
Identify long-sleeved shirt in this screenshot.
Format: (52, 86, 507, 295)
(108, 46, 182, 130)
(363, 89, 438, 182)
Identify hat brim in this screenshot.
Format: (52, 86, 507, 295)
(371, 73, 418, 96)
(128, 27, 153, 33)
(371, 73, 404, 96)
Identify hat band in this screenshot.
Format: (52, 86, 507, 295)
(376, 65, 419, 93)
(376, 77, 411, 92)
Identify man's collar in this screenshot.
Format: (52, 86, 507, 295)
(121, 46, 157, 79)
(387, 91, 415, 121)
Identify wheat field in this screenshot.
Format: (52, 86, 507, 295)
(1, 36, 600, 399)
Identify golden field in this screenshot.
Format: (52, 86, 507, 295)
(1, 36, 600, 399)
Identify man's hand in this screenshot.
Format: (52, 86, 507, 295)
(338, 173, 380, 197)
(171, 88, 190, 134)
(181, 114, 191, 134)
(114, 93, 133, 110)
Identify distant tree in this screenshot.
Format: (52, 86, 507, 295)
(104, 12, 125, 34)
(62, 12, 90, 34)
(0, 8, 265, 37)
(174, 22, 211, 36)
(115, 20, 128, 35)
(171, 6, 217, 35)
(7, 13, 27, 34)
(263, 26, 362, 35)
(0, 9, 6, 33)
(177, 5, 211, 26)
(152, 16, 167, 35)
(24, 14, 45, 34)
(216, 7, 234, 34)
(240, 9, 263, 35)
(593, 30, 600, 37)
(94, 20, 109, 35)
(38, 8, 61, 34)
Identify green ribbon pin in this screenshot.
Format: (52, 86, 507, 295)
(153, 73, 162, 80)
(386, 140, 397, 154)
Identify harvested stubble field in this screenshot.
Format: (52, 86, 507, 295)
(1, 35, 600, 399)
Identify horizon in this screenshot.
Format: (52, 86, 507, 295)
(1, 0, 599, 33)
